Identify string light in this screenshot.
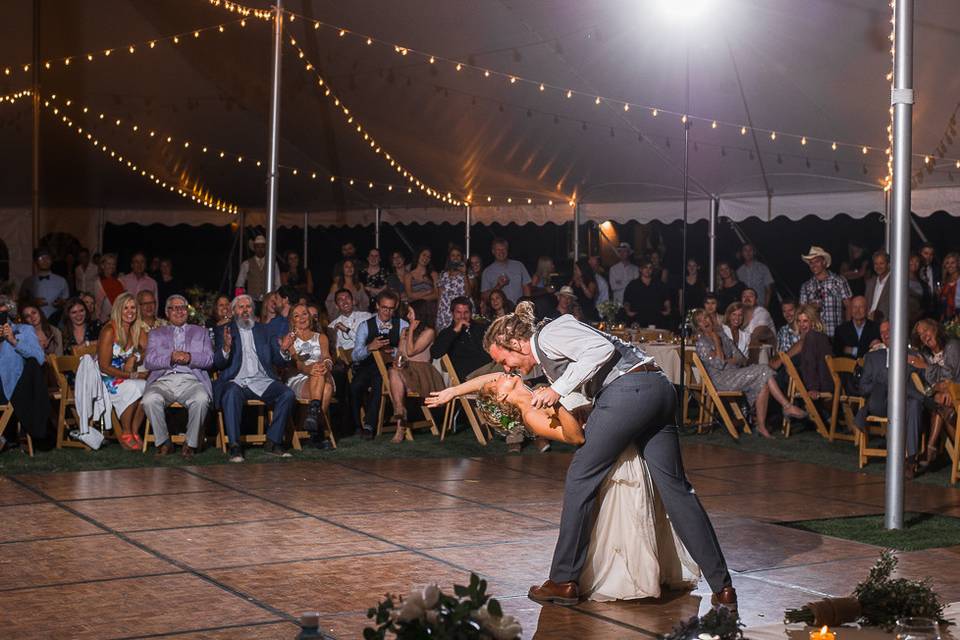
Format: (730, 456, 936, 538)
(0, 89, 32, 105)
(43, 98, 237, 213)
(206, 0, 272, 20)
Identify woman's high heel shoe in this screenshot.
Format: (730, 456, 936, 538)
(391, 416, 408, 444)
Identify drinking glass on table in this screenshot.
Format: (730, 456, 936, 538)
(896, 618, 941, 640)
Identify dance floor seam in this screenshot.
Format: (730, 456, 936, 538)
(7, 444, 960, 639)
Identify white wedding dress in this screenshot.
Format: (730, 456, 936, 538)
(578, 446, 701, 601)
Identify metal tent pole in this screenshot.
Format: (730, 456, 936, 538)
(264, 0, 283, 293)
(708, 198, 719, 290)
(302, 211, 308, 264)
(375, 207, 381, 249)
(573, 203, 581, 260)
(465, 205, 471, 257)
(885, 0, 914, 531)
(31, 0, 40, 247)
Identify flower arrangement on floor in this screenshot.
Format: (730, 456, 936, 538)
(784, 550, 948, 630)
(661, 606, 743, 640)
(364, 573, 521, 640)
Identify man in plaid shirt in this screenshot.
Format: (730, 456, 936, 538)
(776, 299, 800, 352)
(799, 246, 852, 337)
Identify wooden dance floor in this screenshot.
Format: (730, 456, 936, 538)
(4, 442, 960, 639)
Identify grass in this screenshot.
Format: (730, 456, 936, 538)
(678, 422, 959, 488)
(0, 426, 577, 476)
(781, 512, 960, 551)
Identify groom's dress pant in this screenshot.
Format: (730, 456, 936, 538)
(549, 371, 732, 593)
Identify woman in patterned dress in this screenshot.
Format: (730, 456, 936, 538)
(97, 292, 148, 450)
(360, 248, 389, 311)
(694, 308, 805, 438)
(436, 245, 470, 331)
(285, 303, 334, 444)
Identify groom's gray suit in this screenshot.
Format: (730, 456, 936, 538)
(532, 315, 731, 592)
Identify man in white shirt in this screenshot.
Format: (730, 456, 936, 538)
(740, 288, 776, 364)
(329, 289, 372, 353)
(736, 243, 775, 308)
(483, 308, 735, 611)
(607, 242, 639, 304)
(864, 250, 891, 321)
(480, 238, 531, 304)
(74, 248, 100, 295)
(235, 235, 281, 304)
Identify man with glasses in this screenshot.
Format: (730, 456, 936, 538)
(142, 295, 214, 457)
(350, 290, 407, 439)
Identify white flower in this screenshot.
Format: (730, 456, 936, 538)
(397, 590, 426, 622)
(473, 605, 522, 640)
(422, 584, 440, 609)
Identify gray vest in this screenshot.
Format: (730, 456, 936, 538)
(530, 319, 651, 400)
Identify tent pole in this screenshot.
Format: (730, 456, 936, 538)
(303, 211, 308, 265)
(264, 0, 283, 293)
(886, 0, 914, 531)
(465, 205, 471, 257)
(678, 109, 690, 397)
(708, 198, 719, 289)
(31, 0, 40, 248)
(375, 207, 381, 249)
(237, 210, 245, 293)
(97, 208, 104, 254)
(573, 203, 580, 260)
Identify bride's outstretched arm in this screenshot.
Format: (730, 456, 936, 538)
(424, 373, 503, 407)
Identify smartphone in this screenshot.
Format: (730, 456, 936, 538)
(0, 311, 9, 326)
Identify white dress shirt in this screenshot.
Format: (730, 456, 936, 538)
(331, 310, 373, 351)
(744, 306, 775, 334)
(608, 262, 640, 303)
(232, 326, 274, 396)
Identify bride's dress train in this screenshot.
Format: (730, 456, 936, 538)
(579, 446, 701, 601)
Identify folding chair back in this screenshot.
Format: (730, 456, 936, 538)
(681, 348, 706, 428)
(690, 352, 748, 439)
(0, 402, 29, 456)
(71, 343, 98, 358)
(825, 355, 863, 443)
(372, 350, 438, 440)
(439, 354, 488, 445)
(48, 354, 86, 449)
(778, 351, 831, 438)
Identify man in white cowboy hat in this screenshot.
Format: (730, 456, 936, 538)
(555, 285, 579, 318)
(235, 235, 280, 304)
(799, 245, 852, 338)
(608, 242, 639, 303)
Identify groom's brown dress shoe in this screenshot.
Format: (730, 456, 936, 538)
(528, 580, 579, 606)
(711, 586, 738, 613)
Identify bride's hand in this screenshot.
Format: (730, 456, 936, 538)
(425, 388, 456, 407)
(531, 386, 560, 409)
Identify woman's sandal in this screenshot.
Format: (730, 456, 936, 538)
(784, 405, 808, 419)
(119, 433, 139, 451)
(391, 416, 408, 444)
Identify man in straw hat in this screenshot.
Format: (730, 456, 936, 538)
(799, 245, 852, 338)
(235, 235, 281, 306)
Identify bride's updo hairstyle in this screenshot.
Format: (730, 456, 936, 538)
(483, 300, 537, 353)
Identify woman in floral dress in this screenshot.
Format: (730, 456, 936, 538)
(436, 245, 470, 331)
(97, 292, 149, 450)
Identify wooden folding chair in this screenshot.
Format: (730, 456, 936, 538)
(71, 344, 98, 358)
(372, 350, 438, 440)
(690, 352, 749, 439)
(337, 348, 354, 383)
(142, 402, 186, 452)
(681, 349, 707, 428)
(857, 372, 928, 468)
(778, 351, 831, 438)
(941, 382, 960, 485)
(438, 354, 489, 445)
(48, 354, 86, 450)
(290, 397, 338, 450)
(0, 401, 31, 456)
(216, 400, 269, 452)
(825, 356, 864, 443)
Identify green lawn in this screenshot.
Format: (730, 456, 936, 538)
(781, 512, 960, 551)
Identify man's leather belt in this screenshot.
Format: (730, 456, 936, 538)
(628, 362, 662, 374)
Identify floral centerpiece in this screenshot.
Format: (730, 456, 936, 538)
(945, 318, 960, 341)
(784, 550, 948, 630)
(364, 573, 521, 640)
(183, 286, 219, 326)
(597, 300, 622, 324)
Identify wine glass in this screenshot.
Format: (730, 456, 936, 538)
(895, 617, 940, 640)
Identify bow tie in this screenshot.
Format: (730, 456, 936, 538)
(37, 275, 50, 281)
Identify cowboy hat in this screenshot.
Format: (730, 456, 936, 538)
(556, 285, 578, 299)
(801, 246, 831, 268)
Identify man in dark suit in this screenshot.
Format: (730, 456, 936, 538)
(919, 243, 941, 317)
(213, 294, 296, 462)
(834, 296, 881, 358)
(864, 251, 891, 321)
(430, 296, 490, 381)
(855, 320, 924, 477)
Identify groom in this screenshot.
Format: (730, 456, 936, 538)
(485, 307, 736, 609)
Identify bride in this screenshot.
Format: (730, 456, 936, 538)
(426, 373, 700, 602)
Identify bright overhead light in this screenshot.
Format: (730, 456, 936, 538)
(653, 0, 715, 23)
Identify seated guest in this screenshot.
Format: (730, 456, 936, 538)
(142, 295, 214, 458)
(350, 290, 407, 439)
(326, 259, 369, 320)
(0, 296, 49, 446)
(267, 285, 297, 338)
(864, 250, 891, 321)
(855, 320, 925, 477)
(623, 260, 670, 327)
(555, 286, 579, 319)
(741, 288, 776, 363)
(20, 301, 63, 357)
(486, 288, 514, 321)
(98, 293, 149, 451)
(329, 288, 373, 354)
(280, 250, 314, 297)
(694, 308, 805, 438)
(80, 292, 97, 320)
(20, 248, 69, 323)
(834, 295, 880, 359)
(120, 251, 158, 299)
(387, 300, 446, 443)
(430, 297, 491, 381)
(206, 294, 233, 343)
(775, 298, 800, 357)
(137, 290, 166, 332)
(286, 303, 334, 446)
(716, 261, 746, 312)
(61, 297, 99, 354)
(94, 253, 124, 323)
(721, 302, 751, 356)
(436, 246, 470, 331)
(702, 292, 722, 330)
(259, 291, 280, 325)
(569, 258, 599, 322)
(788, 304, 834, 397)
(213, 294, 296, 462)
(910, 318, 960, 471)
(529, 256, 557, 296)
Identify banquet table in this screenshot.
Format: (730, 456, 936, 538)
(640, 342, 685, 384)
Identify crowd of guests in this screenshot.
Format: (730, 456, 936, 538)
(2, 234, 959, 477)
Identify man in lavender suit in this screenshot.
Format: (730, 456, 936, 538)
(143, 294, 213, 457)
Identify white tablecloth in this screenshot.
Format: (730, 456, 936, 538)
(642, 343, 683, 384)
